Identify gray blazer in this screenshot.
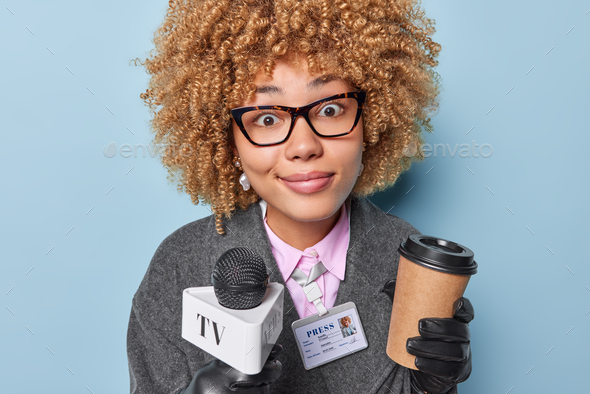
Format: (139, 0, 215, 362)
(127, 196, 459, 394)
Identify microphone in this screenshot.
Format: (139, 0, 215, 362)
(182, 247, 284, 374)
(211, 247, 269, 310)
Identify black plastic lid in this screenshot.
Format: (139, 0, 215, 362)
(398, 234, 478, 275)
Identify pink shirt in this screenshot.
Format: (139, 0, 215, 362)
(259, 199, 351, 319)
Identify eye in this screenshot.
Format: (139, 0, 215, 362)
(253, 113, 282, 127)
(318, 103, 344, 117)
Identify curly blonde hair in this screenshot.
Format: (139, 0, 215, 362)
(133, 0, 441, 235)
(340, 316, 352, 326)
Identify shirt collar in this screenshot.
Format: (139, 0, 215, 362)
(260, 198, 350, 281)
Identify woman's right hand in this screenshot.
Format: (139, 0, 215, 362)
(177, 344, 283, 394)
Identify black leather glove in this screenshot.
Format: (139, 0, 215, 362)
(406, 297, 474, 394)
(177, 344, 283, 394)
(381, 280, 474, 394)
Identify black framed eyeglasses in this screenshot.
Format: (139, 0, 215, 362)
(230, 91, 366, 146)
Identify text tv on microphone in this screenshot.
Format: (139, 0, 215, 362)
(181, 247, 285, 374)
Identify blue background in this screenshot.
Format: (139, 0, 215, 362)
(1, 1, 588, 392)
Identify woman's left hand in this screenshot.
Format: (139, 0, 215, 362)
(406, 297, 474, 394)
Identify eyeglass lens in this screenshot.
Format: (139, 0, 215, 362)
(241, 97, 359, 145)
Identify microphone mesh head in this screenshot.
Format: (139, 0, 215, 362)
(212, 247, 268, 309)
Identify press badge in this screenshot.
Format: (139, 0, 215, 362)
(291, 302, 368, 370)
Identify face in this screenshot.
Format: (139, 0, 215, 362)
(231, 57, 364, 224)
(342, 319, 350, 327)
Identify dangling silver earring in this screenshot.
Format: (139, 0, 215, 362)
(234, 156, 251, 191)
(358, 163, 364, 177)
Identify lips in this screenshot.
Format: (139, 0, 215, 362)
(279, 171, 334, 194)
(280, 171, 333, 182)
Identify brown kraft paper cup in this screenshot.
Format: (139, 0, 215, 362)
(386, 234, 477, 370)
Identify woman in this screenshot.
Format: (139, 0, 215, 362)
(340, 316, 357, 338)
(128, 1, 474, 393)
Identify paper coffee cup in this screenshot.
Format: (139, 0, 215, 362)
(386, 234, 477, 370)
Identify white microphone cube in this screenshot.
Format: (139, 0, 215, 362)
(181, 283, 284, 375)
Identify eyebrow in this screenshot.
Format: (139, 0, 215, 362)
(254, 74, 340, 95)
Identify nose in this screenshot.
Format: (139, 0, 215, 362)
(284, 115, 323, 161)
